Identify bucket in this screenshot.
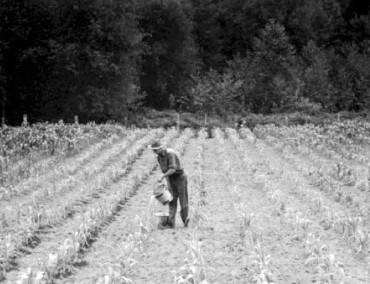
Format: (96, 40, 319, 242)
(155, 211, 169, 220)
(154, 212, 169, 229)
(153, 181, 173, 205)
(154, 190, 173, 205)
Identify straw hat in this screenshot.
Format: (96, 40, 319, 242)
(148, 141, 164, 150)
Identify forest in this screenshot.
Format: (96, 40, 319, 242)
(0, 0, 370, 125)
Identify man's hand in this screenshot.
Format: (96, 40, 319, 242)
(158, 169, 176, 183)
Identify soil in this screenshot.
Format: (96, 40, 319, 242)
(2, 129, 370, 284)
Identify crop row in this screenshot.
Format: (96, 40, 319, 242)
(248, 130, 370, 259)
(254, 122, 369, 164)
(253, 126, 370, 216)
(252, 123, 370, 204)
(174, 128, 208, 284)
(1, 122, 128, 159)
(0, 128, 168, 281)
(0, 122, 130, 188)
(15, 128, 194, 284)
(0, 129, 152, 233)
(228, 128, 349, 283)
(225, 129, 275, 283)
(97, 128, 194, 284)
(0, 128, 146, 201)
(1, 128, 125, 192)
(254, 123, 367, 179)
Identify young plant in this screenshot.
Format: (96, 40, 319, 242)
(249, 232, 274, 284)
(174, 239, 208, 284)
(304, 234, 345, 283)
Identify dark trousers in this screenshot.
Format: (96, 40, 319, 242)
(166, 173, 189, 227)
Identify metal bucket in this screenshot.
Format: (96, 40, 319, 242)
(154, 212, 169, 228)
(154, 190, 173, 205)
(154, 211, 169, 220)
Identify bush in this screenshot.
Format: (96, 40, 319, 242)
(131, 110, 230, 129)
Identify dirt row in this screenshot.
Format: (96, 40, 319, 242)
(129, 130, 368, 283)
(127, 137, 200, 283)
(2, 129, 164, 282)
(262, 135, 370, 216)
(57, 135, 197, 283)
(2, 131, 132, 199)
(3, 129, 369, 283)
(0, 130, 146, 222)
(240, 136, 369, 283)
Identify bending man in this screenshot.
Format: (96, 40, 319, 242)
(150, 141, 189, 228)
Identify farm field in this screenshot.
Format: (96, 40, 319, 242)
(1, 121, 370, 283)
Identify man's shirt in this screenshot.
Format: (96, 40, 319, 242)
(157, 148, 184, 175)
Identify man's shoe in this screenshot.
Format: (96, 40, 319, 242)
(162, 225, 174, 230)
(158, 224, 174, 230)
(184, 218, 190, 228)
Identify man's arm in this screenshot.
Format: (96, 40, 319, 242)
(159, 152, 177, 181)
(161, 168, 176, 180)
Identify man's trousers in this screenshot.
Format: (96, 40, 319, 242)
(166, 173, 189, 228)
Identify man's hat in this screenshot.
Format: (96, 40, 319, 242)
(149, 141, 164, 150)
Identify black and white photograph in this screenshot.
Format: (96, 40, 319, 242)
(0, 0, 370, 283)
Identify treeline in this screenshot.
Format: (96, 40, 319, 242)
(0, 0, 369, 125)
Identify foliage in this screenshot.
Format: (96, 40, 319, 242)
(1, 0, 370, 123)
(190, 20, 305, 114)
(248, 20, 301, 113)
(0, 121, 125, 160)
(138, 0, 198, 110)
(42, 0, 143, 122)
(189, 70, 243, 115)
(133, 109, 229, 129)
(188, 0, 370, 114)
(0, 0, 143, 124)
(329, 42, 370, 111)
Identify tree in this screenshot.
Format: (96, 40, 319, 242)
(329, 42, 370, 111)
(301, 41, 336, 110)
(249, 20, 300, 113)
(189, 69, 243, 115)
(138, 0, 198, 110)
(0, 0, 144, 124)
(0, 0, 55, 124)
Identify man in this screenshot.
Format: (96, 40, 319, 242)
(150, 141, 189, 229)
